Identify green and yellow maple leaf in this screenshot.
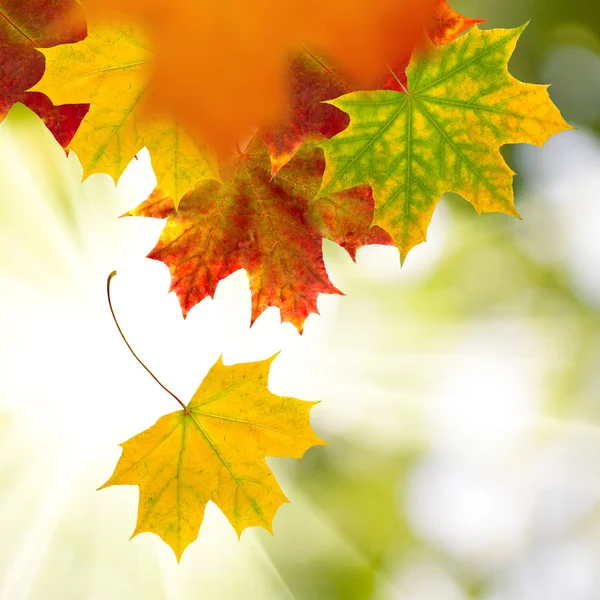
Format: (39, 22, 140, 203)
(319, 24, 572, 260)
(101, 355, 325, 561)
(30, 19, 219, 206)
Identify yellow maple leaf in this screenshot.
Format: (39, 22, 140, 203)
(101, 355, 325, 560)
(31, 20, 219, 207)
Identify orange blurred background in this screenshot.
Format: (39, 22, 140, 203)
(80, 0, 435, 150)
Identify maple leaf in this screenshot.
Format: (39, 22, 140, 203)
(429, 0, 484, 45)
(312, 184, 394, 261)
(125, 137, 391, 330)
(0, 0, 88, 147)
(261, 0, 482, 177)
(76, 0, 436, 150)
(319, 25, 572, 261)
(101, 355, 324, 561)
(30, 18, 219, 207)
(379, 0, 484, 92)
(259, 49, 353, 179)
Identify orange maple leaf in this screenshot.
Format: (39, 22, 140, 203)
(77, 0, 436, 151)
(0, 0, 88, 147)
(261, 0, 483, 176)
(124, 137, 392, 330)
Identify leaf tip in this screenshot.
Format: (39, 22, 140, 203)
(269, 157, 290, 180)
(263, 351, 282, 370)
(173, 546, 186, 563)
(399, 245, 413, 266)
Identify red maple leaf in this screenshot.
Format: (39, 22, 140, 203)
(0, 0, 88, 147)
(125, 137, 392, 331)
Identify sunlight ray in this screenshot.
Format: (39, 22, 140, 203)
(0, 457, 83, 600)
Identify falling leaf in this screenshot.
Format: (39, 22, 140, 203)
(31, 18, 219, 206)
(77, 0, 436, 150)
(319, 25, 572, 261)
(0, 0, 88, 147)
(101, 355, 325, 561)
(261, 0, 482, 176)
(125, 137, 391, 330)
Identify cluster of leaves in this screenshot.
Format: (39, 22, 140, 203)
(2, 0, 570, 560)
(11, 0, 570, 332)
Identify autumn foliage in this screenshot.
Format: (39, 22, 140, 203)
(2, 0, 572, 560)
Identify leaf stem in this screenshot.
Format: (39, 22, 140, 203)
(386, 63, 409, 95)
(106, 271, 187, 411)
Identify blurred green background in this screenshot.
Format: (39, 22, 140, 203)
(2, 1, 600, 598)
